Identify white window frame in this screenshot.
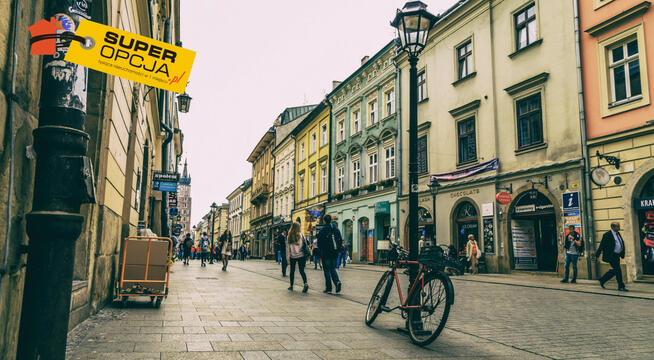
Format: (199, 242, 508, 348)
(338, 119, 345, 142)
(368, 100, 377, 126)
(417, 70, 427, 101)
(368, 152, 378, 184)
(384, 145, 396, 179)
(300, 142, 305, 161)
(337, 165, 345, 193)
(608, 39, 642, 106)
(310, 169, 316, 197)
(299, 175, 305, 202)
(385, 89, 395, 117)
(352, 159, 361, 188)
(321, 124, 327, 146)
(321, 165, 327, 193)
(311, 133, 317, 154)
(352, 109, 360, 135)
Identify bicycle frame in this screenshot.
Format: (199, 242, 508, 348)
(391, 259, 426, 311)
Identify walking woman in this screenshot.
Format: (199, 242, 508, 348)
(465, 234, 481, 274)
(286, 222, 309, 293)
(220, 229, 233, 271)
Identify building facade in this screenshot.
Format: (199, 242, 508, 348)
(272, 106, 316, 234)
(241, 179, 253, 254)
(581, 0, 654, 281)
(326, 41, 399, 263)
(0, 0, 184, 356)
(178, 160, 192, 238)
(227, 183, 244, 249)
(248, 128, 275, 258)
(291, 103, 331, 238)
(211, 204, 229, 244)
(397, 0, 586, 275)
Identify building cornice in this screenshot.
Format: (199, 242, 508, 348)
(585, 1, 651, 37)
(448, 99, 481, 118)
(504, 72, 549, 96)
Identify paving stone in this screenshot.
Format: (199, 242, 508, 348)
(140, 326, 184, 333)
(241, 351, 272, 360)
(228, 333, 254, 341)
(210, 341, 284, 351)
(161, 352, 243, 360)
(186, 341, 214, 351)
(162, 333, 230, 342)
(264, 350, 321, 360)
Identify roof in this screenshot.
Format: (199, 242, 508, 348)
(247, 127, 275, 163)
(275, 105, 317, 125)
(289, 101, 328, 138)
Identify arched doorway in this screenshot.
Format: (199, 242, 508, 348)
(342, 220, 353, 259)
(403, 207, 433, 249)
(453, 201, 479, 254)
(509, 190, 557, 271)
(636, 175, 654, 275)
(359, 217, 371, 262)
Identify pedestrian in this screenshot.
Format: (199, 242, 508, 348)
(341, 241, 348, 268)
(277, 229, 288, 277)
(239, 244, 246, 260)
(419, 235, 425, 254)
(596, 221, 628, 291)
(190, 244, 196, 260)
(317, 214, 343, 294)
(182, 233, 193, 265)
(465, 234, 481, 274)
(286, 222, 310, 293)
(199, 233, 210, 267)
(312, 237, 322, 270)
(219, 229, 233, 271)
(561, 225, 583, 283)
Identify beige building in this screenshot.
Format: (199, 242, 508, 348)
(227, 182, 244, 249)
(248, 128, 275, 258)
(397, 0, 585, 275)
(0, 0, 184, 356)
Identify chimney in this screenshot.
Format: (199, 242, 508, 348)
(361, 55, 369, 65)
(332, 80, 342, 90)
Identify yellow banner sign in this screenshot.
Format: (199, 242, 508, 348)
(65, 20, 195, 93)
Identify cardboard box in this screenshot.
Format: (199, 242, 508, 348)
(122, 264, 167, 292)
(124, 238, 170, 266)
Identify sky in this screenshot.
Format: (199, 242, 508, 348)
(179, 0, 459, 225)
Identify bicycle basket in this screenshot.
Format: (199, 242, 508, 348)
(417, 246, 445, 269)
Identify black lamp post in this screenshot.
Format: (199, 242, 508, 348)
(210, 202, 218, 264)
(177, 92, 192, 113)
(391, 0, 438, 319)
(428, 176, 441, 245)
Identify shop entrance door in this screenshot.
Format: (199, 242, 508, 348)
(510, 191, 557, 271)
(636, 175, 654, 275)
(454, 202, 479, 254)
(359, 218, 370, 262)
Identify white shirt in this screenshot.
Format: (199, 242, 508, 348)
(611, 230, 623, 254)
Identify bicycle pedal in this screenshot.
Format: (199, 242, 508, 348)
(381, 305, 391, 312)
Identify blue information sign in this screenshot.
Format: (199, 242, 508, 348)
(562, 192, 580, 210)
(169, 207, 179, 216)
(153, 180, 178, 192)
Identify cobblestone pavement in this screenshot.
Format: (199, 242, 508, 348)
(66, 259, 652, 359)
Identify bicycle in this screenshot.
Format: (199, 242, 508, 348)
(365, 243, 455, 345)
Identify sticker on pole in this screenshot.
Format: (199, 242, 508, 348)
(64, 20, 195, 93)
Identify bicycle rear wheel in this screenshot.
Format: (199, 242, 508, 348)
(365, 270, 393, 326)
(407, 272, 452, 345)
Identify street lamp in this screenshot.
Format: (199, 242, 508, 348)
(177, 92, 192, 113)
(391, 0, 437, 331)
(428, 176, 441, 245)
(210, 202, 218, 264)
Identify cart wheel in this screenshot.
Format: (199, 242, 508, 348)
(154, 297, 162, 308)
(121, 296, 128, 308)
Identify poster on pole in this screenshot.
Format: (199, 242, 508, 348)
(564, 210, 582, 239)
(511, 219, 538, 269)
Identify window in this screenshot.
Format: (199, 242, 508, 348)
(321, 166, 326, 193)
(609, 39, 642, 105)
(321, 124, 327, 145)
(417, 71, 426, 101)
(300, 142, 305, 160)
(276, 168, 280, 189)
(337, 165, 344, 193)
(368, 100, 377, 126)
(310, 170, 316, 197)
(417, 136, 428, 174)
(457, 117, 477, 164)
(338, 119, 345, 141)
(514, 3, 537, 50)
(352, 159, 361, 188)
(457, 40, 473, 79)
(299, 175, 304, 201)
(384, 145, 395, 179)
(516, 93, 543, 148)
(311, 133, 316, 153)
(352, 110, 360, 134)
(368, 153, 378, 183)
(385, 90, 395, 117)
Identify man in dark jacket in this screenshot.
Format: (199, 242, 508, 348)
(277, 229, 288, 277)
(596, 221, 627, 291)
(182, 234, 194, 265)
(317, 214, 343, 293)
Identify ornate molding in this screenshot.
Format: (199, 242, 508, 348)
(585, 1, 650, 37)
(504, 72, 549, 96)
(448, 99, 481, 118)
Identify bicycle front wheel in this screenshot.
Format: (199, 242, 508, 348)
(365, 270, 392, 326)
(407, 272, 453, 346)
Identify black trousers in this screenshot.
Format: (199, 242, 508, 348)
(289, 257, 307, 286)
(600, 256, 625, 288)
(281, 254, 288, 276)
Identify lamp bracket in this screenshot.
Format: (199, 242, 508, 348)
(596, 151, 620, 169)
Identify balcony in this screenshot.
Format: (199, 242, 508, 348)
(251, 183, 271, 203)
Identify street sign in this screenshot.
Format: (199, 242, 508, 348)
(168, 193, 178, 207)
(562, 191, 580, 210)
(153, 171, 179, 192)
(496, 192, 511, 205)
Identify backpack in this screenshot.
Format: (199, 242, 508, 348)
(330, 225, 343, 252)
(201, 238, 209, 252)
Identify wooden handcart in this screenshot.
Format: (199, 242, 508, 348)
(117, 236, 172, 308)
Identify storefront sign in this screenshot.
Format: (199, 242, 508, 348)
(562, 191, 580, 210)
(449, 188, 480, 198)
(496, 192, 511, 205)
(168, 193, 177, 207)
(65, 20, 196, 93)
(511, 219, 538, 269)
(431, 158, 499, 181)
(483, 217, 495, 254)
(635, 197, 654, 210)
(515, 204, 535, 213)
(152, 171, 179, 192)
(375, 201, 390, 214)
(482, 202, 494, 217)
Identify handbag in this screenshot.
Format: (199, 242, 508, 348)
(300, 234, 311, 258)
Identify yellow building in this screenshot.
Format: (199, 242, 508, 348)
(291, 102, 331, 236)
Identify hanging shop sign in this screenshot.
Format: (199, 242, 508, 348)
(152, 171, 179, 192)
(64, 20, 196, 93)
(562, 191, 580, 210)
(635, 197, 654, 210)
(511, 219, 538, 269)
(169, 207, 178, 216)
(375, 201, 390, 214)
(496, 192, 511, 205)
(431, 158, 499, 181)
(168, 192, 177, 207)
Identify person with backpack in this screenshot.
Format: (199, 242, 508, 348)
(219, 229, 233, 271)
(312, 238, 321, 270)
(317, 214, 343, 293)
(286, 222, 310, 293)
(239, 244, 246, 261)
(277, 229, 288, 277)
(199, 233, 210, 267)
(465, 234, 481, 274)
(561, 225, 583, 283)
(182, 233, 194, 265)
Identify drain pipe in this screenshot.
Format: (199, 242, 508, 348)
(394, 59, 402, 245)
(1, 0, 21, 308)
(573, 0, 597, 279)
(159, 7, 174, 238)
